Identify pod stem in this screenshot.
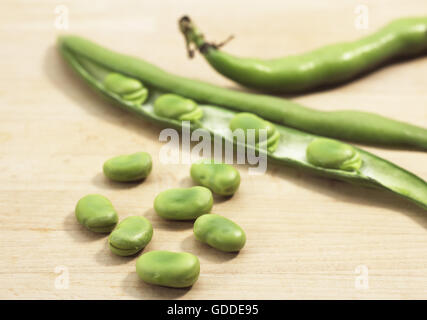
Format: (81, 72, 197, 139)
(179, 15, 234, 58)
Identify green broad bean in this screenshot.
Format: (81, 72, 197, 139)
(154, 186, 213, 220)
(190, 160, 240, 196)
(229, 112, 280, 152)
(306, 138, 362, 171)
(104, 73, 148, 105)
(194, 214, 246, 252)
(108, 216, 153, 256)
(104, 73, 142, 94)
(122, 89, 147, 102)
(136, 250, 200, 288)
(103, 152, 152, 182)
(75, 194, 118, 233)
(154, 93, 203, 121)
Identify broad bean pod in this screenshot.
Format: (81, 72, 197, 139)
(58, 36, 427, 210)
(58, 35, 427, 150)
(179, 16, 427, 93)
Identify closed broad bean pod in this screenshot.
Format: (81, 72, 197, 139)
(136, 250, 200, 288)
(154, 186, 213, 220)
(75, 194, 118, 233)
(103, 152, 152, 182)
(190, 160, 240, 196)
(193, 214, 246, 252)
(180, 16, 427, 94)
(108, 216, 153, 256)
(306, 138, 362, 171)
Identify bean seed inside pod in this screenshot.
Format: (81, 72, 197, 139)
(154, 93, 203, 121)
(306, 138, 362, 171)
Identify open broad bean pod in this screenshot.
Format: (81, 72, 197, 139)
(59, 36, 427, 211)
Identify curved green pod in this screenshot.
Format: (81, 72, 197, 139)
(108, 216, 153, 256)
(58, 36, 427, 210)
(57, 35, 427, 150)
(179, 16, 427, 93)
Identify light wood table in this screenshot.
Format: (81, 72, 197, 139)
(1, 0, 426, 299)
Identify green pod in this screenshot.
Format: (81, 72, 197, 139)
(154, 93, 203, 121)
(103, 152, 152, 182)
(75, 194, 118, 233)
(58, 35, 427, 150)
(190, 160, 240, 196)
(180, 16, 427, 93)
(58, 36, 427, 210)
(193, 214, 246, 252)
(229, 112, 280, 152)
(306, 138, 362, 171)
(136, 250, 200, 288)
(154, 186, 213, 220)
(108, 216, 153, 256)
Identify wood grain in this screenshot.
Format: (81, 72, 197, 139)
(0, 0, 426, 299)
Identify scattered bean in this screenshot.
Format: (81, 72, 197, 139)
(191, 160, 240, 196)
(103, 152, 152, 182)
(108, 216, 153, 256)
(136, 250, 200, 288)
(194, 214, 246, 252)
(154, 186, 213, 220)
(75, 194, 118, 233)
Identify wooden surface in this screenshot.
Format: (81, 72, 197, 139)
(1, 0, 427, 300)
